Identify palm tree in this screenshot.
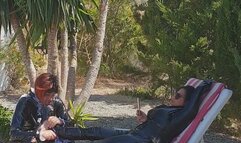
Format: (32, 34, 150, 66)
(0, 26, 1, 48)
(66, 30, 77, 106)
(25, 0, 96, 102)
(1, 0, 96, 103)
(76, 0, 109, 105)
(0, 0, 36, 88)
(66, 1, 97, 106)
(59, 25, 68, 101)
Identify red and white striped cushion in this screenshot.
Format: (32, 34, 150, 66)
(172, 78, 225, 143)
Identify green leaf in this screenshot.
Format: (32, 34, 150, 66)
(68, 101, 98, 128)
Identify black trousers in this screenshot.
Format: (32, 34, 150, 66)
(55, 126, 150, 143)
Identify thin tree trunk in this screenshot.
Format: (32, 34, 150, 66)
(10, 13, 36, 88)
(66, 31, 77, 107)
(47, 24, 59, 76)
(75, 0, 109, 105)
(0, 26, 1, 48)
(59, 26, 68, 102)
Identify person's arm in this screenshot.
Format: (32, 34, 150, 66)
(48, 97, 73, 128)
(54, 98, 69, 120)
(10, 97, 37, 142)
(37, 123, 57, 141)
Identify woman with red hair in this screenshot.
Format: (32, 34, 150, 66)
(9, 73, 71, 143)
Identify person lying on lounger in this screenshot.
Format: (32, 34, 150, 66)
(39, 81, 211, 143)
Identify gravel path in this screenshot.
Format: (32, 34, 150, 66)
(1, 87, 241, 143)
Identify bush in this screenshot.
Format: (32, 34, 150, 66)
(0, 106, 13, 142)
(69, 101, 98, 128)
(0, 43, 46, 89)
(118, 87, 155, 99)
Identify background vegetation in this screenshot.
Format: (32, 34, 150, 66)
(1, 0, 241, 138)
(0, 106, 12, 142)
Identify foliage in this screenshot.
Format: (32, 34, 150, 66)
(207, 1, 241, 136)
(0, 106, 13, 142)
(99, 63, 111, 76)
(17, 0, 96, 48)
(213, 0, 241, 96)
(118, 87, 154, 99)
(0, 44, 45, 88)
(0, 0, 11, 34)
(68, 100, 98, 128)
(0, 44, 26, 87)
(131, 0, 241, 137)
(133, 0, 216, 91)
(102, 0, 145, 76)
(77, 0, 145, 77)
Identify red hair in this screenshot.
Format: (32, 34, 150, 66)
(35, 73, 58, 99)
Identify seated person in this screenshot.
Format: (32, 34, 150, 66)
(9, 73, 72, 143)
(40, 81, 211, 143)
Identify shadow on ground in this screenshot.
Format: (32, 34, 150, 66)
(85, 116, 137, 129)
(88, 94, 161, 109)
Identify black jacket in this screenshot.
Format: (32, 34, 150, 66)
(9, 90, 71, 143)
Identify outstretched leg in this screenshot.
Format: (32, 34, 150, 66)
(54, 126, 129, 140)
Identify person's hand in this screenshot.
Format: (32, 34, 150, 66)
(43, 116, 64, 129)
(41, 120, 49, 130)
(40, 130, 57, 141)
(31, 137, 37, 143)
(136, 110, 147, 124)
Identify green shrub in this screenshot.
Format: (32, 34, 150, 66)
(0, 106, 13, 142)
(0, 44, 45, 88)
(69, 101, 98, 128)
(99, 63, 111, 77)
(118, 87, 155, 99)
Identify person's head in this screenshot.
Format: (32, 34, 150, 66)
(35, 73, 58, 106)
(170, 85, 195, 106)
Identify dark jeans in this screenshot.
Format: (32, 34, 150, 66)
(91, 134, 149, 143)
(55, 126, 150, 143)
(56, 126, 130, 140)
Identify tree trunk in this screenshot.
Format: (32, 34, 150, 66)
(47, 24, 59, 76)
(0, 26, 1, 48)
(75, 0, 109, 105)
(59, 26, 68, 102)
(10, 13, 36, 88)
(66, 31, 77, 107)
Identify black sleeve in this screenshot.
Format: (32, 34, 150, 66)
(147, 105, 167, 117)
(9, 97, 36, 142)
(53, 97, 73, 126)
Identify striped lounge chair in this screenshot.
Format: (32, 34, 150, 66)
(172, 78, 232, 143)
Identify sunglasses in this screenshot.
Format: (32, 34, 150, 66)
(175, 92, 185, 99)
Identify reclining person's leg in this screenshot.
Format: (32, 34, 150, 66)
(91, 134, 149, 143)
(54, 126, 129, 140)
